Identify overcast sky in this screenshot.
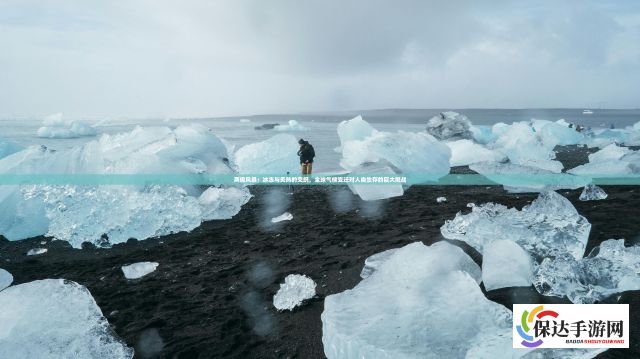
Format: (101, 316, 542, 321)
(1, 0, 639, 119)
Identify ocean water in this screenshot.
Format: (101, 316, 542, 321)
(1, 109, 638, 173)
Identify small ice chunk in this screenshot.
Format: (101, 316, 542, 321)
(482, 240, 534, 291)
(239, 118, 251, 123)
(0, 279, 133, 358)
(27, 248, 47, 256)
(426, 111, 473, 140)
(273, 274, 316, 311)
(121, 262, 159, 279)
(534, 239, 640, 303)
(441, 191, 591, 260)
(436, 196, 447, 203)
(271, 212, 293, 223)
(0, 269, 12, 291)
(579, 184, 608, 201)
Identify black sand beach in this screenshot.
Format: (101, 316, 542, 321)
(2, 147, 640, 359)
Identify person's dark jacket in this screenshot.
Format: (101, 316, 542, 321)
(297, 142, 315, 163)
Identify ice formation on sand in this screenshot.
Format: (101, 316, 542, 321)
(274, 120, 306, 131)
(122, 262, 159, 279)
(0, 124, 250, 247)
(441, 191, 591, 260)
(36, 113, 97, 139)
(447, 139, 506, 166)
(0, 269, 12, 291)
(469, 161, 588, 193)
(534, 239, 640, 303)
(0, 138, 23, 159)
(235, 133, 300, 174)
(322, 241, 518, 358)
(337, 116, 450, 200)
(271, 212, 293, 223)
(425, 111, 473, 140)
(27, 248, 47, 256)
(568, 144, 639, 178)
(579, 184, 608, 201)
(482, 240, 534, 291)
(273, 274, 316, 311)
(0, 279, 133, 358)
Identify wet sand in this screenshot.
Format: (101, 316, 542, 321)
(1, 147, 640, 358)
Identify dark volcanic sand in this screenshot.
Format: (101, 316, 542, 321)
(2, 147, 640, 359)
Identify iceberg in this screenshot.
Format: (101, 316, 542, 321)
(274, 120, 306, 131)
(122, 262, 159, 279)
(482, 240, 534, 291)
(441, 191, 591, 260)
(469, 161, 588, 193)
(273, 274, 316, 311)
(36, 113, 97, 139)
(579, 184, 608, 201)
(0, 269, 12, 291)
(337, 116, 450, 200)
(322, 241, 518, 359)
(0, 279, 133, 358)
(568, 144, 639, 178)
(534, 239, 640, 303)
(447, 139, 506, 166)
(346, 164, 404, 201)
(425, 111, 473, 140)
(0, 124, 250, 247)
(271, 212, 293, 223)
(234, 134, 300, 174)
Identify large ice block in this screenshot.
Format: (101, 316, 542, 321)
(322, 241, 513, 358)
(0, 269, 12, 291)
(0, 279, 133, 358)
(425, 111, 474, 140)
(235, 133, 300, 174)
(441, 191, 591, 260)
(534, 239, 640, 303)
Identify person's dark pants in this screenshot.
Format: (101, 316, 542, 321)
(301, 162, 313, 175)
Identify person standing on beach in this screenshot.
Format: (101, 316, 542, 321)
(297, 139, 315, 175)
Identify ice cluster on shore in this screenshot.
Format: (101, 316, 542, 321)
(337, 115, 451, 200)
(273, 274, 316, 311)
(0, 124, 251, 247)
(534, 239, 640, 303)
(441, 191, 591, 260)
(122, 262, 159, 279)
(569, 144, 640, 178)
(0, 279, 133, 358)
(36, 113, 97, 139)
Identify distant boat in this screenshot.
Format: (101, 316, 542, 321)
(582, 109, 594, 115)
